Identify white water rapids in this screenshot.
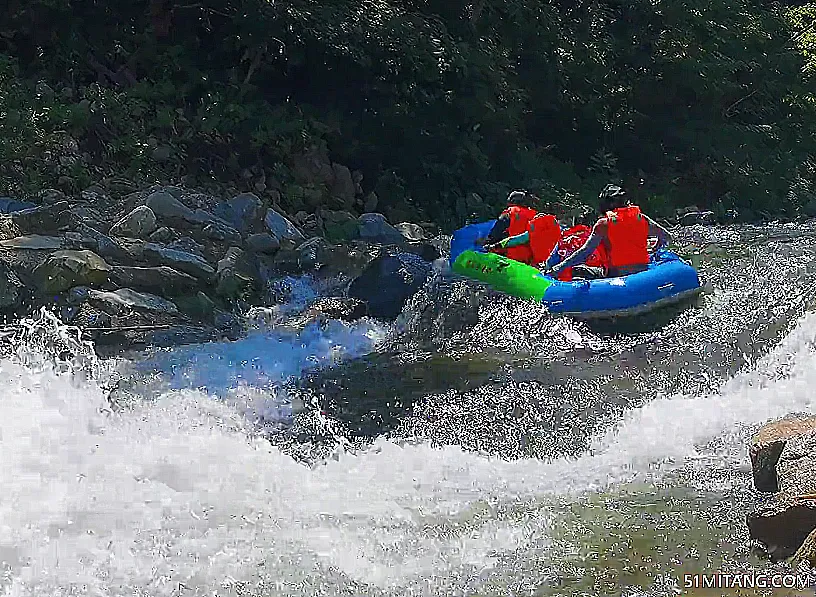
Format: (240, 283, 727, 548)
(1, 297, 816, 595)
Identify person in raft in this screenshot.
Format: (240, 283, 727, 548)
(482, 191, 563, 267)
(479, 190, 541, 264)
(542, 184, 672, 279)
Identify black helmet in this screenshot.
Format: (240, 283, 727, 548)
(506, 190, 538, 207)
(598, 184, 627, 212)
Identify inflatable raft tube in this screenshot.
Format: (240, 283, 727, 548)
(449, 220, 704, 319)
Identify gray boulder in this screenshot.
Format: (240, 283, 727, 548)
(142, 243, 215, 281)
(110, 266, 199, 296)
(33, 250, 112, 293)
(11, 201, 71, 234)
(357, 213, 405, 244)
(215, 192, 262, 233)
(145, 191, 197, 222)
(264, 208, 305, 243)
(0, 198, 36, 213)
(347, 252, 432, 319)
(109, 206, 157, 239)
(246, 233, 280, 254)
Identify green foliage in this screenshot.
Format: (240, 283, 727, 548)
(1, 0, 816, 224)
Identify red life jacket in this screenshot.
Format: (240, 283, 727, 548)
(528, 214, 562, 264)
(495, 204, 536, 263)
(555, 224, 609, 281)
(605, 205, 650, 269)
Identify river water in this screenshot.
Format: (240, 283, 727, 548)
(2, 222, 816, 596)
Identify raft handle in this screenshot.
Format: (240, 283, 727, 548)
(657, 282, 675, 291)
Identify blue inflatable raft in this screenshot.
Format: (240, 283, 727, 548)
(449, 220, 704, 319)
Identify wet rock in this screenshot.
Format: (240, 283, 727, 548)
(679, 210, 715, 226)
(202, 222, 242, 245)
(11, 201, 71, 234)
(0, 198, 36, 213)
(347, 252, 432, 319)
(397, 222, 425, 241)
(272, 237, 331, 275)
(145, 191, 197, 223)
(33, 250, 112, 293)
(310, 297, 368, 321)
(148, 227, 174, 243)
(793, 527, 816, 569)
(83, 287, 179, 314)
(246, 233, 280, 254)
(215, 192, 262, 234)
(279, 297, 368, 332)
(0, 262, 25, 311)
(264, 208, 305, 243)
(0, 235, 64, 250)
(750, 415, 816, 492)
(322, 210, 358, 243)
(109, 206, 157, 239)
(357, 213, 405, 244)
(175, 291, 215, 320)
(142, 243, 215, 281)
(747, 495, 816, 561)
(215, 247, 254, 298)
(110, 266, 199, 296)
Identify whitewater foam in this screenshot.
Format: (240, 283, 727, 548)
(2, 308, 816, 595)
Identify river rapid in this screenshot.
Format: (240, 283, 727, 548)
(3, 221, 816, 596)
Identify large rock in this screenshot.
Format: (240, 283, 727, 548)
(357, 213, 405, 244)
(322, 210, 358, 243)
(202, 222, 242, 245)
(215, 247, 254, 298)
(33, 250, 112, 293)
(679, 210, 715, 226)
(264, 208, 305, 243)
(397, 222, 426, 241)
(246, 233, 280, 254)
(79, 287, 179, 314)
(142, 243, 215, 281)
(11, 201, 71, 234)
(110, 266, 199, 296)
(109, 206, 157, 239)
(0, 198, 36, 213)
(215, 192, 262, 233)
(777, 430, 816, 495)
(347, 252, 432, 319)
(0, 235, 64, 250)
(793, 527, 816, 569)
(747, 495, 816, 561)
(750, 415, 816, 492)
(145, 190, 196, 222)
(0, 262, 25, 311)
(75, 223, 134, 264)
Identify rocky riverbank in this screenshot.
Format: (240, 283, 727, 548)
(0, 180, 443, 353)
(748, 414, 816, 568)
